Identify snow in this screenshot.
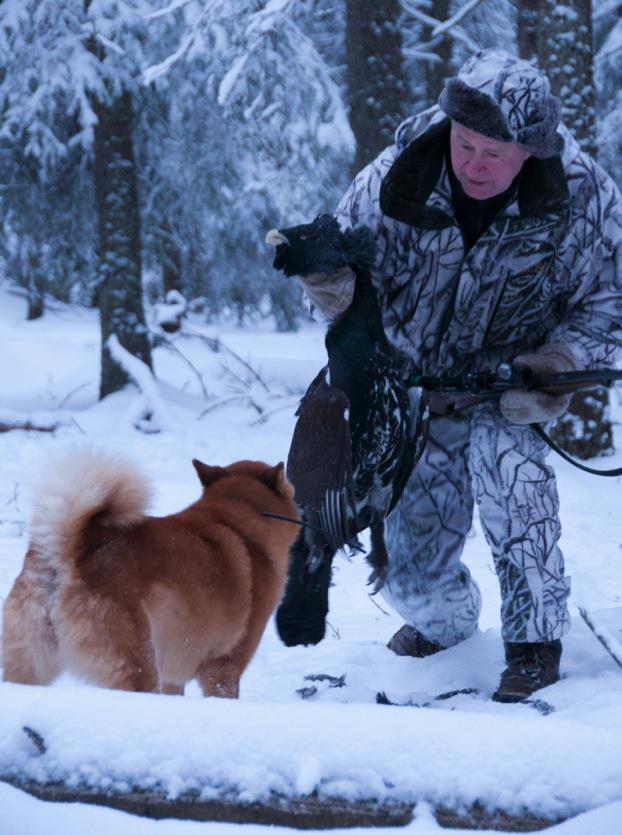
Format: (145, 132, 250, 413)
(1, 285, 622, 834)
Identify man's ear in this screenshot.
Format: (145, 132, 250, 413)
(192, 459, 227, 488)
(262, 462, 290, 496)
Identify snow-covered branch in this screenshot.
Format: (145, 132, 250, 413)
(106, 335, 175, 432)
(0, 408, 73, 434)
(401, 1, 480, 53)
(429, 0, 487, 38)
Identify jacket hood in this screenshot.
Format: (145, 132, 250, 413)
(380, 109, 574, 229)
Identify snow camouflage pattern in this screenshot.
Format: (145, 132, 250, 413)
(324, 84, 622, 644)
(382, 403, 569, 646)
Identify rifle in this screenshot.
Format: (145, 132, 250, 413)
(409, 363, 622, 399)
(407, 363, 622, 477)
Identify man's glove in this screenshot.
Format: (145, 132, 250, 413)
(499, 343, 578, 425)
(300, 266, 355, 321)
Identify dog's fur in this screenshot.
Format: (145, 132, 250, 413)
(2, 450, 300, 698)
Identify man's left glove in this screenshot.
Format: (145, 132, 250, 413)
(499, 343, 578, 425)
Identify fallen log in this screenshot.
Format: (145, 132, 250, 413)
(0, 408, 73, 434)
(1, 777, 566, 831)
(2, 778, 412, 828)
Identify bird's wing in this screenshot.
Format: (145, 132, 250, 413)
(286, 375, 355, 550)
(386, 387, 431, 516)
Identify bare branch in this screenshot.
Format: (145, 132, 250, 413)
(57, 383, 92, 409)
(185, 330, 270, 393)
(578, 606, 622, 669)
(151, 332, 209, 399)
(197, 395, 264, 420)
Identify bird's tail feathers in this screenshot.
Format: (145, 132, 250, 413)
(28, 448, 151, 568)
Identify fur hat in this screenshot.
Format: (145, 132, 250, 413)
(438, 49, 563, 159)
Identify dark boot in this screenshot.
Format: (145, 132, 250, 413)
(387, 624, 444, 658)
(493, 639, 562, 703)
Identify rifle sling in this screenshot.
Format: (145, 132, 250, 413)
(428, 394, 622, 477)
(530, 423, 622, 477)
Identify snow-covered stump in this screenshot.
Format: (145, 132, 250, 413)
(154, 290, 187, 334)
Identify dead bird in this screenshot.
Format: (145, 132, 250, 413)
(266, 213, 429, 646)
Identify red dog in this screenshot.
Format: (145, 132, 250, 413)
(2, 450, 299, 698)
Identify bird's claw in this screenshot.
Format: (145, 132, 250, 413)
(366, 568, 387, 595)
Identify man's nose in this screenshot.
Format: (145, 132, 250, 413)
(465, 154, 486, 174)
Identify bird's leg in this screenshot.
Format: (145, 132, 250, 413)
(366, 518, 389, 594)
(276, 529, 335, 647)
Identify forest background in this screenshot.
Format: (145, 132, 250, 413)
(1, 0, 621, 453)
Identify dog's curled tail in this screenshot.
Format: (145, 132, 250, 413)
(29, 449, 151, 566)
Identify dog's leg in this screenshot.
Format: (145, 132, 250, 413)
(197, 658, 241, 699)
(2, 550, 61, 685)
(160, 682, 184, 696)
(198, 558, 287, 699)
(55, 591, 159, 693)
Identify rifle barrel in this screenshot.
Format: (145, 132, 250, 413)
(412, 368, 622, 397)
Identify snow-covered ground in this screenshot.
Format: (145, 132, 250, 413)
(1, 285, 622, 834)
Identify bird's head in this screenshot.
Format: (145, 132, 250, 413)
(266, 213, 376, 278)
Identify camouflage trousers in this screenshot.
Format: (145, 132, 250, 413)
(382, 402, 571, 646)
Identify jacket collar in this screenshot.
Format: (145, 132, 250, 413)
(379, 117, 570, 229)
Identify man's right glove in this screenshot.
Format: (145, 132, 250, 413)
(499, 343, 578, 425)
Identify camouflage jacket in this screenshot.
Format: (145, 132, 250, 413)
(333, 107, 622, 376)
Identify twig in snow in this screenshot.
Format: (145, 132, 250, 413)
(22, 726, 46, 755)
(4, 482, 20, 508)
(296, 686, 318, 699)
(248, 399, 298, 426)
(184, 330, 270, 393)
(304, 673, 346, 688)
(151, 331, 209, 399)
(578, 605, 622, 669)
(197, 395, 264, 419)
(57, 382, 92, 409)
(368, 594, 390, 615)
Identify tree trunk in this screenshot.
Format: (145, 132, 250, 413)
(25, 243, 45, 320)
(516, 0, 539, 60)
(537, 0, 596, 157)
(345, 0, 409, 176)
(536, 0, 612, 459)
(161, 230, 183, 298)
(93, 89, 152, 399)
(424, 0, 453, 106)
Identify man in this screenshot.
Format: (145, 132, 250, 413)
(301, 49, 622, 702)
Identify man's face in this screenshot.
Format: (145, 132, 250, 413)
(449, 122, 531, 200)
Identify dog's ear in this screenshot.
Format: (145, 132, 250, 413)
(192, 459, 227, 488)
(262, 462, 291, 496)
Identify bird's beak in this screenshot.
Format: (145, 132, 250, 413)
(265, 229, 289, 247)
